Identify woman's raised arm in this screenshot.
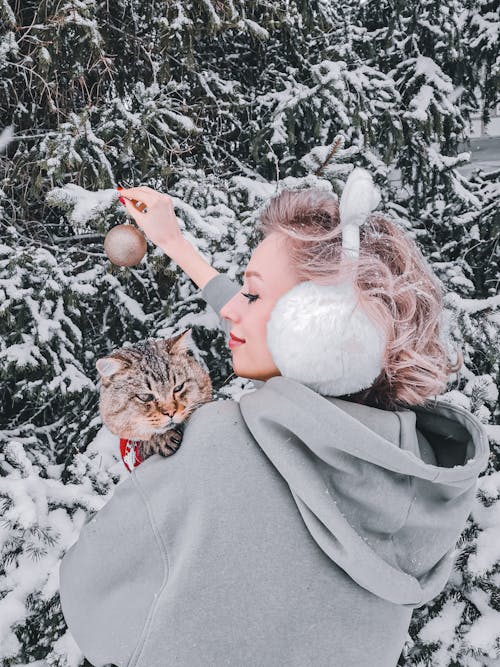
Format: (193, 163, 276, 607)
(118, 186, 220, 290)
(167, 236, 220, 290)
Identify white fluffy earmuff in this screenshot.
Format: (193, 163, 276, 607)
(266, 168, 387, 397)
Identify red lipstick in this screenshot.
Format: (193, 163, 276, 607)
(229, 332, 245, 348)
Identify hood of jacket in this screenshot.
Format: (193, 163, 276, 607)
(239, 376, 490, 609)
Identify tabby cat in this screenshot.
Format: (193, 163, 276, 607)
(96, 329, 212, 462)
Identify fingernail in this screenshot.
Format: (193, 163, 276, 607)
(117, 185, 123, 190)
(118, 197, 126, 204)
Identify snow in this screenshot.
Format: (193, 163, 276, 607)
(114, 287, 150, 323)
(414, 56, 454, 94)
(46, 183, 119, 226)
(163, 108, 198, 133)
(239, 18, 270, 40)
(446, 291, 500, 314)
(0, 31, 18, 60)
(418, 596, 465, 646)
(402, 55, 465, 125)
(6, 144, 498, 664)
(0, 125, 14, 152)
(450, 173, 482, 207)
(427, 145, 472, 171)
(167, 3, 193, 31)
(470, 12, 500, 46)
(46, 362, 95, 394)
(466, 588, 500, 655)
(468, 473, 500, 577)
(2, 2, 500, 664)
(0, 441, 110, 657)
(200, 0, 221, 28)
(0, 335, 44, 369)
(485, 426, 500, 446)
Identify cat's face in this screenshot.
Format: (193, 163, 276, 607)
(95, 329, 212, 440)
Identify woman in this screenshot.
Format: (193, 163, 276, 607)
(59, 173, 489, 667)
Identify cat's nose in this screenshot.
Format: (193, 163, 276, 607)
(158, 406, 175, 417)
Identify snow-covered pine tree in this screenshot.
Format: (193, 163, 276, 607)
(355, 1, 500, 664)
(462, 0, 500, 127)
(355, 0, 474, 213)
(0, 1, 236, 663)
(0, 0, 498, 664)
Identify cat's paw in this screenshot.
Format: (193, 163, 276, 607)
(140, 426, 184, 459)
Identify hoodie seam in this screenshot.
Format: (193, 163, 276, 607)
(400, 478, 416, 531)
(388, 413, 418, 578)
(126, 471, 170, 667)
(395, 411, 417, 532)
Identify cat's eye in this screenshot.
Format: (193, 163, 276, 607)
(173, 382, 185, 393)
(136, 393, 155, 402)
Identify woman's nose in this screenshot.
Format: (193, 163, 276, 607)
(220, 293, 240, 322)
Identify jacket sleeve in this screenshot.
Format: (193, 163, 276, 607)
(59, 474, 166, 667)
(201, 272, 242, 337)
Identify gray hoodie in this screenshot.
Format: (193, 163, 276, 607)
(59, 273, 490, 667)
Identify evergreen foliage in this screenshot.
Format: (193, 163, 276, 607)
(0, 0, 499, 664)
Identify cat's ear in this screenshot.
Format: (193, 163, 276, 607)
(96, 355, 130, 380)
(168, 328, 195, 354)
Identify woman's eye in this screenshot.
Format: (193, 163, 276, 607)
(136, 393, 155, 402)
(173, 382, 185, 393)
(242, 292, 259, 303)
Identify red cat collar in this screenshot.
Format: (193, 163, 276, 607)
(120, 438, 144, 472)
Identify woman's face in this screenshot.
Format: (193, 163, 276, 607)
(219, 232, 302, 382)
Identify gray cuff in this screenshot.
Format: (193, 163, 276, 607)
(202, 273, 241, 337)
(202, 273, 241, 318)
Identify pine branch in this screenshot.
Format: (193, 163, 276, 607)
(313, 136, 344, 176)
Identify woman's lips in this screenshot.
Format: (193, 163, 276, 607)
(229, 332, 245, 348)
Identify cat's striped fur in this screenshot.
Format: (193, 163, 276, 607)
(96, 329, 212, 462)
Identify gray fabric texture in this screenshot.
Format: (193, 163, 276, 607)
(59, 272, 490, 667)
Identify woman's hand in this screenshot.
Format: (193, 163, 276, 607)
(117, 186, 184, 251)
(118, 185, 219, 289)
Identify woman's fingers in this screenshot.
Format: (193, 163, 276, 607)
(114, 185, 183, 252)
(125, 185, 159, 194)
(120, 198, 148, 228)
(118, 188, 158, 215)
(118, 185, 156, 194)
(118, 186, 166, 203)
(119, 194, 153, 209)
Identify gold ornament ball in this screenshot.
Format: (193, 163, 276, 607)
(104, 224, 147, 266)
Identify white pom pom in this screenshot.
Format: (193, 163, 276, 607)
(266, 280, 387, 396)
(265, 168, 386, 396)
